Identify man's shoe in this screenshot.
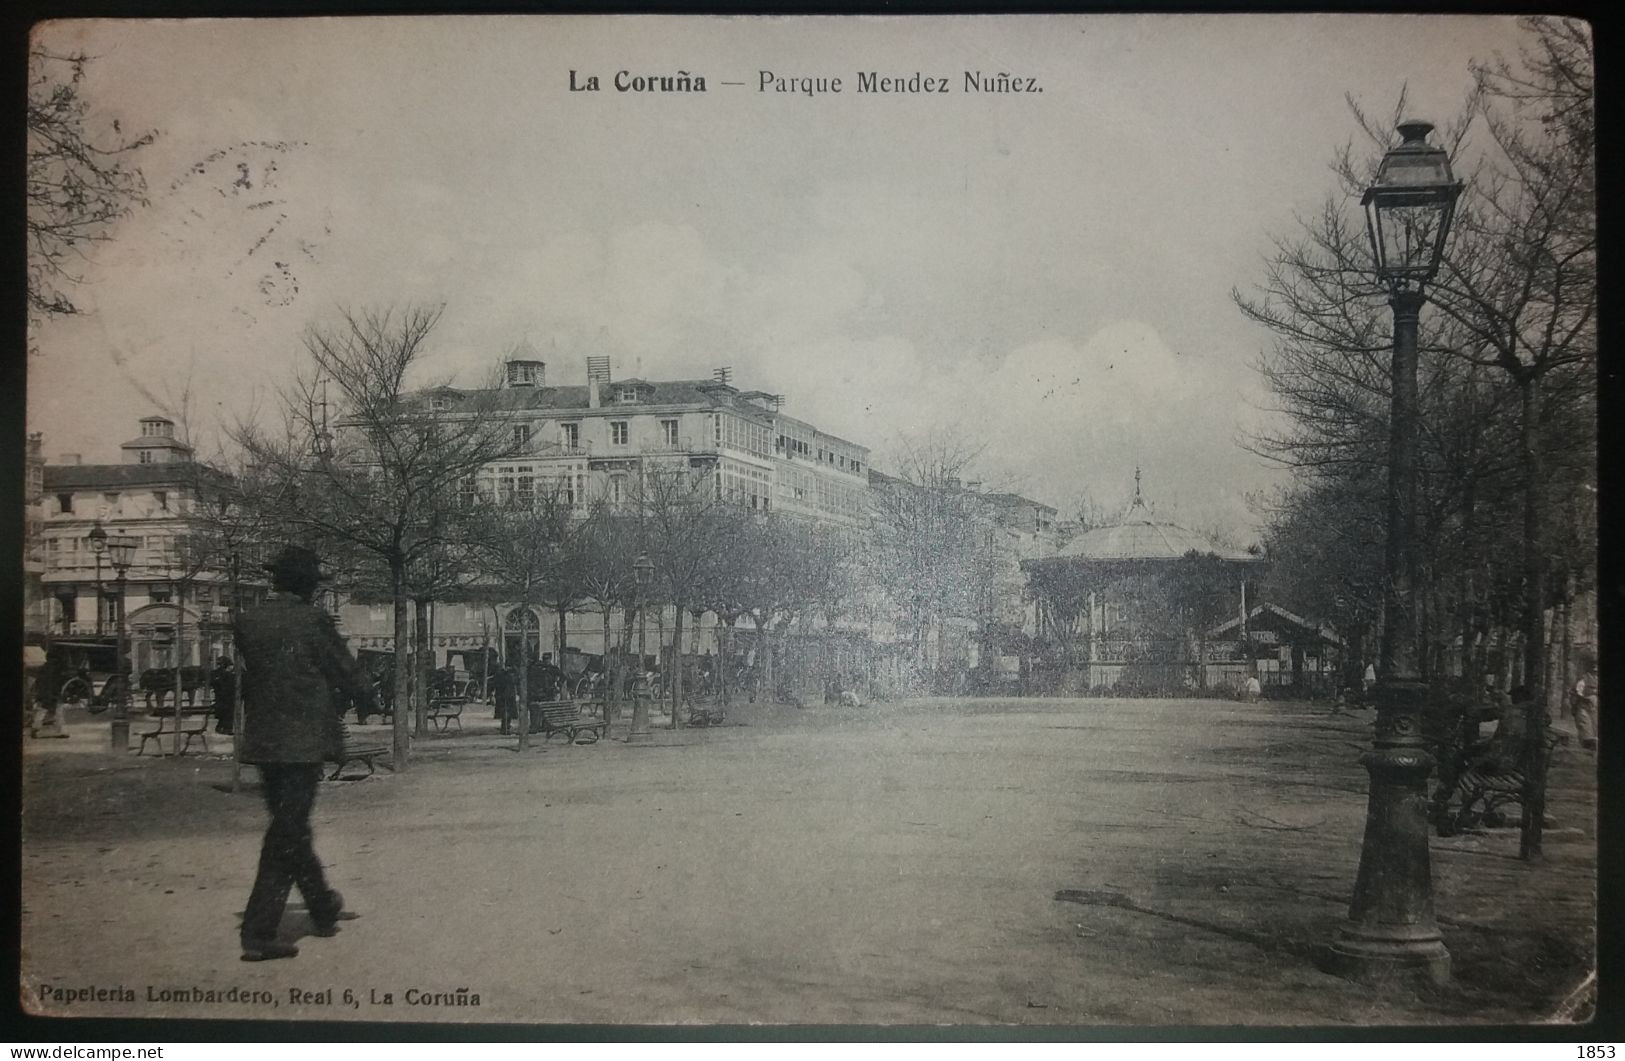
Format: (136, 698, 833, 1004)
(312, 891, 359, 936)
(241, 940, 299, 962)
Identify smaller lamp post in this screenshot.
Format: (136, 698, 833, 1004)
(106, 533, 139, 755)
(87, 520, 107, 635)
(628, 552, 654, 743)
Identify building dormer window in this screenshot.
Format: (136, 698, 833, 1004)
(616, 386, 639, 404)
(429, 396, 450, 412)
(139, 450, 154, 464)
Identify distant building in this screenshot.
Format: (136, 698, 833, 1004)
(24, 433, 49, 642)
(333, 348, 871, 665)
(39, 417, 260, 672)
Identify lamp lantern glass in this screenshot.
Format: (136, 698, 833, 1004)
(108, 535, 139, 574)
(1362, 120, 1462, 287)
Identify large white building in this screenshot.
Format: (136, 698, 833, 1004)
(334, 347, 872, 667)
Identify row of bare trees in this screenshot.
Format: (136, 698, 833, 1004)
(202, 304, 875, 767)
(1238, 17, 1595, 858)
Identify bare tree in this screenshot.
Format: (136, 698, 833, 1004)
(26, 47, 156, 337)
(470, 479, 580, 751)
(866, 430, 992, 679)
(234, 304, 515, 769)
(634, 461, 728, 727)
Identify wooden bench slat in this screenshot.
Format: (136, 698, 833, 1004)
(528, 700, 608, 744)
(330, 738, 392, 780)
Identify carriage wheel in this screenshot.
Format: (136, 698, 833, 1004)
(60, 677, 93, 710)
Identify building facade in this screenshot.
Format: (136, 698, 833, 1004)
(333, 348, 873, 668)
(39, 416, 261, 673)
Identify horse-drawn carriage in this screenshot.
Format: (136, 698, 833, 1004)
(39, 637, 126, 713)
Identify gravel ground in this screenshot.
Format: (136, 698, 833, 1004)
(19, 696, 1597, 1027)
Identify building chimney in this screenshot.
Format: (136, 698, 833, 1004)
(586, 356, 611, 410)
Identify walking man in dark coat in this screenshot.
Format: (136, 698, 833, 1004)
(234, 545, 377, 961)
(492, 664, 517, 734)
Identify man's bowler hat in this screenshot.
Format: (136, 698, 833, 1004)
(262, 544, 331, 587)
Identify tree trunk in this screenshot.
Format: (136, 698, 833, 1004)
(602, 603, 617, 725)
(1519, 374, 1549, 860)
(517, 598, 532, 752)
(391, 565, 411, 769)
(718, 619, 731, 707)
(414, 597, 431, 739)
(172, 581, 186, 756)
(754, 615, 773, 697)
(670, 601, 684, 729)
(557, 603, 568, 656)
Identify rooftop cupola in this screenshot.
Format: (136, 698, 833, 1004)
(121, 416, 193, 465)
(504, 338, 546, 388)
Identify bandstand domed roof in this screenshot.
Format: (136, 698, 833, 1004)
(1046, 478, 1261, 565)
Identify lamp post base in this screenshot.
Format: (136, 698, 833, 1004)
(1331, 676, 1450, 986)
(626, 702, 652, 744)
(1327, 929, 1450, 986)
(109, 719, 130, 755)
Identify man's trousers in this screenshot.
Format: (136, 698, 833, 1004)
(242, 763, 339, 943)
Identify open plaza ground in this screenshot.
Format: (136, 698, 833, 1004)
(21, 695, 1597, 1027)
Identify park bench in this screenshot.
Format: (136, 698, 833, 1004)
(685, 696, 727, 728)
(136, 707, 213, 756)
(427, 696, 467, 733)
(532, 701, 608, 744)
(329, 734, 393, 780)
(1437, 724, 1563, 835)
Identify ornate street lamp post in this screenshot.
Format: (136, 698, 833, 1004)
(627, 552, 655, 744)
(87, 520, 107, 635)
(106, 534, 139, 755)
(1329, 120, 1462, 985)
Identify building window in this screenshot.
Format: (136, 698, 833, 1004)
(513, 424, 531, 449)
(662, 419, 679, 447)
(138, 450, 154, 464)
(561, 422, 580, 450)
(150, 588, 172, 605)
(56, 493, 73, 515)
(516, 474, 534, 508)
(430, 396, 450, 412)
(616, 386, 638, 404)
(611, 421, 628, 446)
(153, 490, 169, 511)
(610, 474, 626, 505)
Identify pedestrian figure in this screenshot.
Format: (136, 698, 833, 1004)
(234, 545, 377, 962)
(1573, 657, 1599, 751)
(210, 656, 237, 734)
(1362, 661, 1377, 700)
(528, 653, 565, 733)
(493, 665, 517, 734)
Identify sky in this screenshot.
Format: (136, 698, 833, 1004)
(26, 14, 1537, 539)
